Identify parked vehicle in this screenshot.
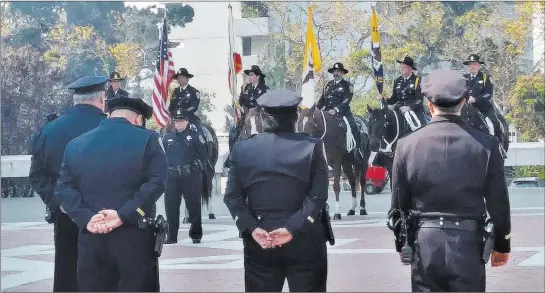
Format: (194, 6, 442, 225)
(509, 177, 545, 188)
(364, 166, 389, 195)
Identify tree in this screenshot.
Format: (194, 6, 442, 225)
(1, 45, 71, 155)
(506, 73, 545, 142)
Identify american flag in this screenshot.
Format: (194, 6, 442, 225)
(152, 16, 175, 128)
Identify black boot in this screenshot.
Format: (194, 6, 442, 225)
(352, 130, 364, 165)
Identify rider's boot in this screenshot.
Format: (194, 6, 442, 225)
(352, 129, 364, 165)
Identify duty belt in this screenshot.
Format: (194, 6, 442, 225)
(167, 160, 202, 176)
(417, 217, 480, 232)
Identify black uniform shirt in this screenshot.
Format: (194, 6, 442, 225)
(162, 126, 207, 167)
(391, 114, 511, 253)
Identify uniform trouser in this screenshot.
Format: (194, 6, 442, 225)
(77, 226, 155, 292)
(480, 107, 502, 142)
(53, 212, 79, 292)
(165, 170, 203, 241)
(341, 112, 361, 152)
(243, 222, 328, 292)
(411, 227, 485, 292)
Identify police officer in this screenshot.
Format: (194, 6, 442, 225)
(239, 65, 269, 110)
(379, 56, 426, 131)
(224, 89, 329, 292)
(388, 69, 511, 292)
(163, 108, 208, 244)
(54, 96, 166, 291)
(105, 71, 129, 112)
(168, 68, 204, 134)
(29, 76, 108, 292)
(317, 62, 364, 163)
(463, 54, 501, 141)
(226, 65, 270, 167)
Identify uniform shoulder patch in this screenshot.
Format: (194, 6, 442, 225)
(349, 84, 354, 93)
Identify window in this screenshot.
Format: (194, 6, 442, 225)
(242, 37, 252, 56)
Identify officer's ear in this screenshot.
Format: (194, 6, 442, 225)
(427, 100, 436, 116)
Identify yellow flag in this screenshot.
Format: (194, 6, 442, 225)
(302, 6, 321, 73)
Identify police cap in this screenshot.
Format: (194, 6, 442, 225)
(421, 69, 466, 107)
(257, 89, 302, 116)
(108, 96, 153, 119)
(67, 76, 109, 94)
(171, 108, 189, 120)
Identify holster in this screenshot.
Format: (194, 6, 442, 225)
(481, 219, 495, 264)
(320, 203, 335, 246)
(45, 205, 56, 224)
(137, 215, 169, 257)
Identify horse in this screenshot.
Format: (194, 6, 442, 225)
(297, 105, 371, 220)
(460, 102, 510, 156)
(225, 106, 264, 168)
(366, 105, 414, 178)
(164, 120, 219, 221)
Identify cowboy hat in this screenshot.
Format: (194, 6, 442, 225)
(172, 68, 194, 79)
(243, 65, 266, 78)
(327, 62, 349, 74)
(396, 56, 417, 70)
(463, 54, 486, 65)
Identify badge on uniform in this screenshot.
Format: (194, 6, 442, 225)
(410, 84, 414, 88)
(186, 93, 191, 97)
(186, 135, 192, 141)
(479, 80, 483, 84)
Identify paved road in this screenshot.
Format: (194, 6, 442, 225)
(2, 188, 544, 292)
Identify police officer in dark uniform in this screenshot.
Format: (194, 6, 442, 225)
(225, 65, 270, 166)
(168, 68, 204, 134)
(163, 108, 208, 244)
(317, 62, 364, 163)
(54, 96, 167, 292)
(388, 69, 511, 292)
(29, 76, 108, 292)
(224, 89, 329, 292)
(379, 56, 427, 131)
(105, 71, 129, 113)
(463, 54, 501, 141)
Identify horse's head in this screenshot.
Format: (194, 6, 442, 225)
(367, 105, 399, 152)
(297, 104, 323, 137)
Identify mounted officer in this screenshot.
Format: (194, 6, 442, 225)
(162, 108, 208, 244)
(388, 69, 511, 292)
(105, 71, 129, 113)
(55, 96, 167, 291)
(226, 65, 269, 163)
(29, 76, 108, 292)
(317, 62, 364, 163)
(463, 54, 502, 142)
(378, 56, 426, 132)
(168, 68, 205, 136)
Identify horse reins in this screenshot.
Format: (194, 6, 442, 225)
(379, 108, 400, 154)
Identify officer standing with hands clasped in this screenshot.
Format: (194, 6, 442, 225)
(163, 108, 208, 244)
(29, 76, 108, 292)
(387, 69, 511, 292)
(224, 89, 332, 292)
(55, 96, 168, 291)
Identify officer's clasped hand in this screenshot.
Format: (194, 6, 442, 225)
(86, 209, 123, 234)
(251, 227, 294, 249)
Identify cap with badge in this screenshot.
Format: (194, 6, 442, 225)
(421, 69, 467, 107)
(67, 76, 109, 94)
(257, 89, 302, 116)
(109, 71, 125, 81)
(171, 108, 189, 120)
(108, 96, 153, 119)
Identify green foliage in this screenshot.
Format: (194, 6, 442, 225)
(506, 73, 545, 141)
(513, 166, 545, 180)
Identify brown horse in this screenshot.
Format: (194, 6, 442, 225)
(297, 105, 370, 220)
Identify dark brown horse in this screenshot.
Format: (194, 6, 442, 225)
(164, 120, 219, 219)
(297, 105, 370, 220)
